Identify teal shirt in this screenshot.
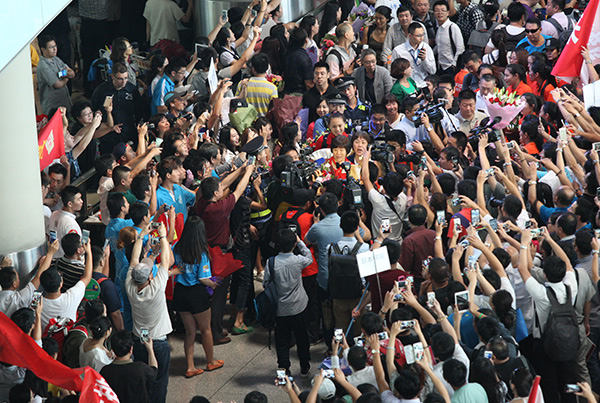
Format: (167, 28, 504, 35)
(391, 78, 417, 103)
(451, 383, 489, 403)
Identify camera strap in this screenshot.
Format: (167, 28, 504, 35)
(384, 195, 402, 221)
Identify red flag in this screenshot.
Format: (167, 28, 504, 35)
(551, 0, 600, 83)
(38, 109, 65, 170)
(208, 246, 243, 278)
(0, 312, 119, 402)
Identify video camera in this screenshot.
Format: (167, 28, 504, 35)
(411, 101, 446, 128)
(281, 160, 318, 190)
(371, 140, 395, 165)
(338, 161, 363, 208)
(469, 116, 502, 142)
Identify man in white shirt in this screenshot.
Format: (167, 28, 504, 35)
(381, 5, 429, 65)
(40, 239, 92, 328)
(361, 152, 407, 241)
(475, 74, 497, 114)
(126, 223, 173, 403)
(48, 185, 83, 258)
(0, 241, 58, 317)
(541, 0, 571, 39)
(391, 23, 436, 88)
(518, 228, 580, 401)
(433, 0, 465, 75)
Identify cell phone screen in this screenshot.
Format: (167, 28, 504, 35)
(455, 291, 469, 311)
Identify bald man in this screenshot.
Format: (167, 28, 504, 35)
(528, 183, 575, 225)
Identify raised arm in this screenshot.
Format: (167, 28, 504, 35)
(80, 239, 93, 286)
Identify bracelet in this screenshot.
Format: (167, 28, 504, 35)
(503, 162, 511, 167)
(520, 245, 528, 250)
(437, 315, 446, 322)
(434, 236, 441, 240)
(477, 313, 484, 319)
(529, 180, 536, 185)
(386, 346, 395, 350)
(574, 113, 581, 118)
(593, 250, 599, 255)
(426, 125, 434, 131)
(594, 160, 599, 164)
(380, 309, 388, 315)
(374, 239, 382, 244)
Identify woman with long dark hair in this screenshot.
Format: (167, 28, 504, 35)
(469, 357, 509, 403)
(299, 15, 320, 65)
(173, 217, 223, 377)
(360, 6, 391, 63)
(110, 37, 138, 86)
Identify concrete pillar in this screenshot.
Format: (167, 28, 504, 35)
(0, 46, 46, 278)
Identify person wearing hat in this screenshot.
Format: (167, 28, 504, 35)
(126, 222, 178, 403)
(163, 91, 188, 124)
(334, 76, 371, 125)
(313, 92, 349, 141)
(544, 38, 561, 65)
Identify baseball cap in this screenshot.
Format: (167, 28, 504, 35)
(131, 258, 154, 284)
(311, 378, 336, 400)
(163, 91, 182, 106)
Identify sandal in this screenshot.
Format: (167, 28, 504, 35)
(231, 324, 254, 335)
(206, 360, 224, 371)
(184, 368, 204, 378)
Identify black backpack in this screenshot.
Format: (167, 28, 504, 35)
(540, 284, 580, 362)
(547, 17, 574, 49)
(501, 27, 527, 51)
(278, 208, 304, 237)
(327, 242, 364, 299)
(253, 257, 278, 347)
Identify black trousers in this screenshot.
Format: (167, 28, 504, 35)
(302, 274, 321, 342)
(230, 246, 253, 311)
(275, 309, 310, 372)
(530, 338, 577, 403)
(211, 275, 231, 340)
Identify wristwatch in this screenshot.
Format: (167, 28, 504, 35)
(426, 125, 433, 131)
(371, 349, 380, 355)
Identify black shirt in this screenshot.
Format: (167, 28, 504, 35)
(68, 120, 97, 174)
(302, 85, 339, 123)
(91, 81, 141, 154)
(364, 75, 376, 105)
(101, 361, 157, 403)
(283, 48, 314, 94)
(92, 272, 122, 314)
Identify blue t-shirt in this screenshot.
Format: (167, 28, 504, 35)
(151, 74, 174, 115)
(539, 205, 568, 225)
(174, 252, 211, 287)
(304, 213, 344, 290)
(156, 184, 196, 223)
(516, 34, 552, 54)
(105, 218, 134, 252)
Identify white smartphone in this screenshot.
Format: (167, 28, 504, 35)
(427, 292, 436, 308)
(471, 209, 480, 226)
(381, 218, 391, 234)
(334, 328, 343, 342)
(413, 342, 424, 361)
(436, 211, 446, 226)
(454, 291, 469, 312)
(404, 344, 415, 365)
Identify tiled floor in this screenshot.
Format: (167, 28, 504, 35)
(166, 282, 327, 402)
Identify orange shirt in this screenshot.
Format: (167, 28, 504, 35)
(454, 69, 468, 97)
(508, 81, 533, 96)
(536, 81, 556, 103)
(523, 141, 540, 155)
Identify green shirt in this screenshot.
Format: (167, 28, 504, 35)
(391, 78, 417, 103)
(451, 383, 489, 403)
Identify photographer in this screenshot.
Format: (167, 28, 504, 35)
(361, 146, 407, 241)
(396, 97, 437, 150)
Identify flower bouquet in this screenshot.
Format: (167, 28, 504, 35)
(265, 73, 284, 91)
(320, 33, 337, 55)
(349, 2, 375, 33)
(484, 88, 526, 130)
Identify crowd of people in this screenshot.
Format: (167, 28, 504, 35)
(3, 0, 600, 401)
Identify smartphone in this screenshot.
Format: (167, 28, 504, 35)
(151, 221, 161, 229)
(593, 142, 600, 152)
(454, 220, 462, 234)
(427, 292, 436, 308)
(248, 155, 256, 165)
(451, 196, 461, 207)
(81, 229, 90, 245)
(423, 258, 431, 269)
(531, 228, 542, 238)
(323, 369, 335, 378)
(381, 218, 391, 234)
(377, 331, 389, 341)
(595, 229, 600, 239)
(565, 384, 582, 393)
(525, 220, 533, 229)
(400, 320, 415, 329)
(489, 218, 498, 231)
(353, 336, 365, 347)
(436, 211, 446, 226)
(471, 209, 480, 226)
(559, 127, 569, 143)
(103, 95, 113, 108)
(288, 224, 297, 233)
(455, 291, 469, 312)
(31, 291, 42, 309)
(334, 328, 343, 343)
(393, 293, 405, 302)
(49, 230, 57, 243)
(276, 369, 287, 385)
(251, 9, 258, 17)
(413, 342, 424, 361)
(485, 168, 495, 177)
(468, 255, 477, 270)
(596, 186, 600, 198)
(506, 141, 515, 150)
(140, 328, 150, 343)
(222, 10, 228, 20)
(459, 239, 470, 248)
(57, 69, 68, 79)
(484, 350, 493, 359)
(404, 344, 415, 365)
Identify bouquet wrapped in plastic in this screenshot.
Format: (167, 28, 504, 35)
(484, 88, 526, 129)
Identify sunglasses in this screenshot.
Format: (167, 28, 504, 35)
(525, 28, 540, 33)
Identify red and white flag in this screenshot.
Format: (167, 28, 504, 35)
(551, 0, 600, 84)
(37, 109, 65, 171)
(0, 312, 119, 402)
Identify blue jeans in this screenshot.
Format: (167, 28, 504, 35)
(133, 337, 171, 403)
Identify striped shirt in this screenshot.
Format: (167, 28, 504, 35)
(55, 257, 85, 292)
(241, 77, 278, 116)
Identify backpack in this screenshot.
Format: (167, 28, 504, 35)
(540, 285, 580, 362)
(278, 208, 305, 237)
(43, 317, 87, 361)
(328, 242, 364, 299)
(547, 17, 574, 49)
(468, 21, 500, 54)
(325, 48, 345, 72)
(500, 27, 527, 51)
(253, 257, 278, 347)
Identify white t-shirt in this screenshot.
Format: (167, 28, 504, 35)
(432, 343, 470, 397)
(41, 280, 86, 328)
(126, 266, 173, 340)
(143, 0, 184, 46)
(98, 176, 114, 225)
(368, 189, 407, 242)
(79, 343, 114, 372)
(0, 283, 35, 317)
(48, 210, 81, 258)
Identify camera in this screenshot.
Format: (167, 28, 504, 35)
(371, 140, 395, 164)
(411, 101, 445, 128)
(488, 197, 504, 208)
(281, 160, 318, 189)
(396, 151, 422, 165)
